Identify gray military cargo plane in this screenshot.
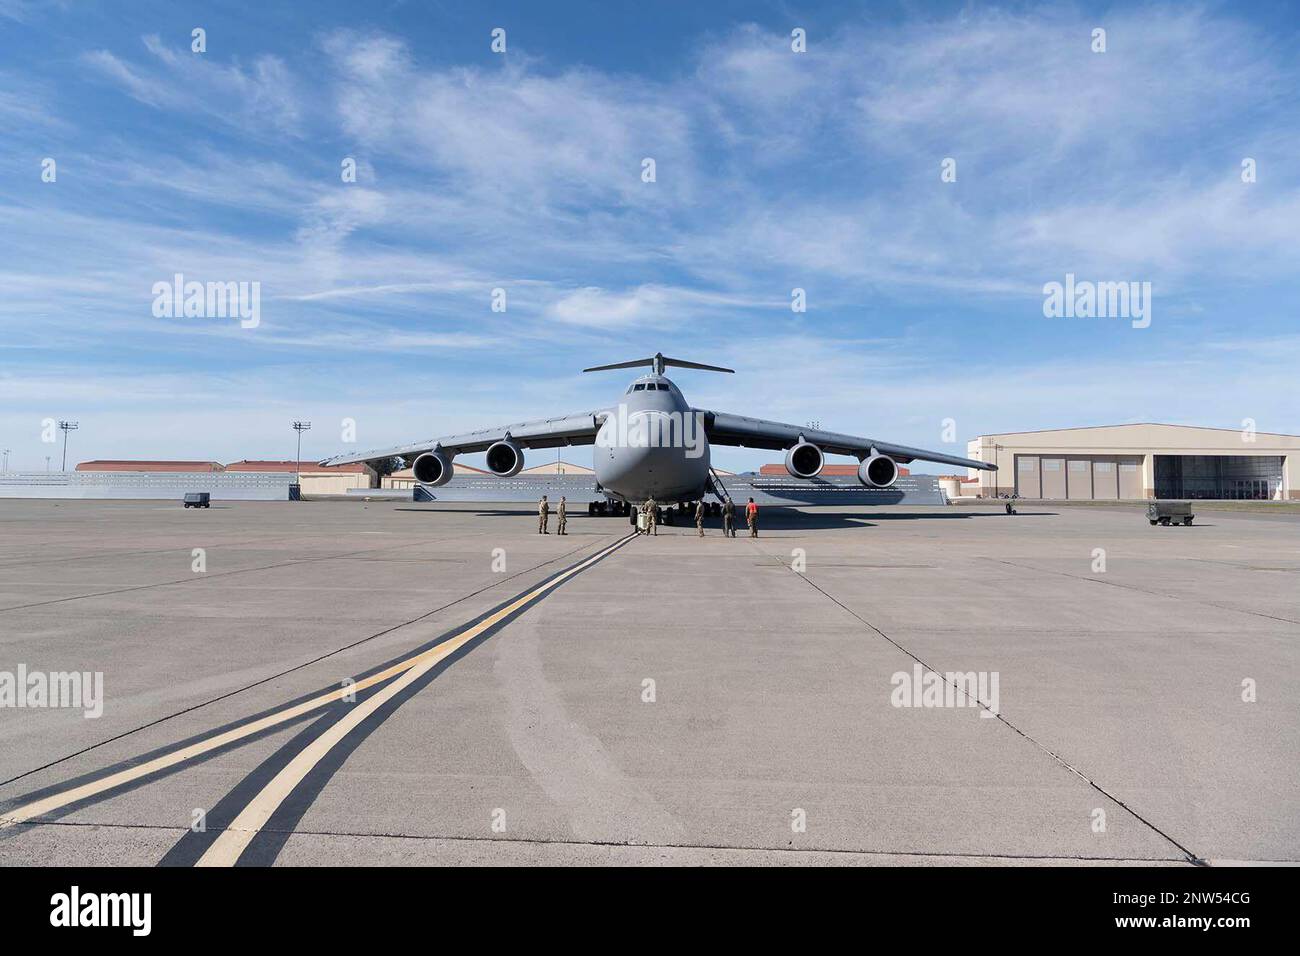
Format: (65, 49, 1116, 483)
(320, 353, 995, 514)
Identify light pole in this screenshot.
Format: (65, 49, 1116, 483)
(58, 421, 79, 472)
(2, 449, 9, 472)
(45, 456, 51, 473)
(291, 421, 311, 483)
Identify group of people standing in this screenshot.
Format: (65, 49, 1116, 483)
(637, 496, 759, 537)
(538, 494, 759, 537)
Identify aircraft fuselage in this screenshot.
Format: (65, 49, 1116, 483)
(593, 373, 711, 503)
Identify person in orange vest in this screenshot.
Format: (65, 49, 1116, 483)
(745, 497, 759, 537)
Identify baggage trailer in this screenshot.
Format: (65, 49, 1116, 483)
(1148, 500, 1193, 526)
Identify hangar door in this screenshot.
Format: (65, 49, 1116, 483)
(1067, 459, 1092, 498)
(1017, 455, 1143, 499)
(1118, 459, 1142, 498)
(1093, 460, 1117, 498)
(1154, 455, 1283, 499)
(1017, 456, 1071, 497)
(1015, 455, 1041, 497)
(1041, 458, 1066, 498)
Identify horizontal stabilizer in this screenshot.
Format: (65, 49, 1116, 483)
(582, 351, 734, 375)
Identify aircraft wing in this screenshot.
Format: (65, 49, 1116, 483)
(319, 411, 605, 467)
(697, 409, 996, 472)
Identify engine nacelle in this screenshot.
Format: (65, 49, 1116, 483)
(784, 441, 824, 479)
(418, 452, 460, 489)
(485, 440, 524, 477)
(858, 453, 899, 489)
(411, 449, 453, 487)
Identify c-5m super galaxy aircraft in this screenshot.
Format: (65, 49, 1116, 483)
(321, 353, 995, 514)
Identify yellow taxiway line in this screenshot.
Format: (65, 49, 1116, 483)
(0, 531, 636, 837)
(197, 618, 470, 865)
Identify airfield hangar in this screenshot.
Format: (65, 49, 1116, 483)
(963, 423, 1300, 501)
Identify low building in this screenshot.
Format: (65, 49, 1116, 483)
(225, 460, 376, 495)
(967, 424, 1300, 500)
(519, 460, 594, 476)
(383, 462, 489, 490)
(758, 463, 910, 477)
(937, 475, 981, 499)
(76, 460, 224, 472)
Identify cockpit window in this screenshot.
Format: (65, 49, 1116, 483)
(633, 384, 646, 391)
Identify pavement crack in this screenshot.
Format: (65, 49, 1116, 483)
(2, 818, 1196, 864)
(0, 528, 497, 613)
(0, 533, 617, 790)
(748, 541, 1205, 865)
(984, 556, 1300, 626)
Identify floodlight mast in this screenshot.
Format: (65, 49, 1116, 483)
(57, 421, 79, 472)
(292, 421, 312, 483)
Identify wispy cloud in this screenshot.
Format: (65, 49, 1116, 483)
(546, 285, 781, 329)
(83, 33, 304, 134)
(2, 2, 1298, 467)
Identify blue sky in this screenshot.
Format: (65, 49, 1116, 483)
(2, 0, 1299, 472)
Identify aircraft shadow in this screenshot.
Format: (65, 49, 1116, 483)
(737, 510, 1058, 530)
(393, 507, 1059, 530)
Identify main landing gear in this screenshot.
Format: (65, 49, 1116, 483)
(616, 499, 723, 526)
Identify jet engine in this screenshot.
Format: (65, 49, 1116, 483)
(858, 452, 899, 488)
(411, 449, 453, 486)
(784, 441, 824, 479)
(485, 440, 524, 477)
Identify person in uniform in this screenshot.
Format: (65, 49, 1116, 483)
(746, 497, 758, 537)
(538, 495, 549, 534)
(695, 500, 706, 536)
(645, 496, 658, 536)
(557, 496, 567, 535)
(723, 499, 735, 537)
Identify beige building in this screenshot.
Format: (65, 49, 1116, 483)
(384, 459, 594, 487)
(519, 460, 594, 476)
(77, 460, 224, 472)
(225, 460, 376, 495)
(966, 424, 1299, 500)
(385, 457, 729, 486)
(383, 461, 489, 490)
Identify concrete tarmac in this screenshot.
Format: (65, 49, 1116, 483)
(0, 498, 1295, 866)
